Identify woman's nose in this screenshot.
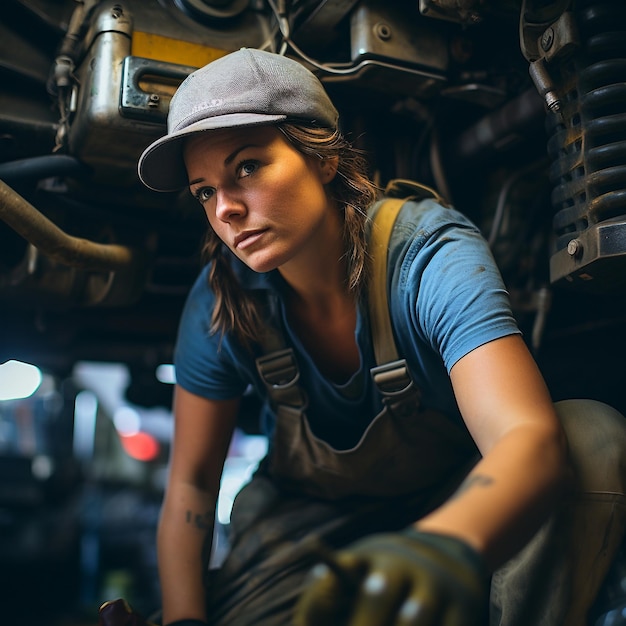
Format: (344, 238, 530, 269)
(214, 189, 246, 222)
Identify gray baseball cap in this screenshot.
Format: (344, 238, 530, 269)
(137, 48, 339, 192)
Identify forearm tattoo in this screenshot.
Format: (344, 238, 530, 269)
(185, 508, 215, 577)
(452, 474, 494, 500)
(186, 508, 214, 530)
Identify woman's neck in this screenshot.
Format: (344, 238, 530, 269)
(278, 227, 349, 305)
(281, 256, 360, 383)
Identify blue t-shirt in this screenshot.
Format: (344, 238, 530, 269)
(174, 198, 520, 448)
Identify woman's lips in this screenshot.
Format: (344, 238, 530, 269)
(234, 229, 267, 250)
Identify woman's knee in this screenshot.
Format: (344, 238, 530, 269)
(554, 399, 626, 495)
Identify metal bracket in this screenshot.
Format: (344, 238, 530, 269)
(119, 56, 196, 123)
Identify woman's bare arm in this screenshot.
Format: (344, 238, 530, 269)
(158, 385, 240, 624)
(416, 334, 569, 570)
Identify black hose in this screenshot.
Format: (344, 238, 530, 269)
(0, 154, 89, 185)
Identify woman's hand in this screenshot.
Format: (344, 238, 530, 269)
(294, 529, 488, 626)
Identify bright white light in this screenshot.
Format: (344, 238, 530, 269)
(217, 493, 235, 525)
(73, 390, 98, 460)
(156, 363, 176, 384)
(31, 455, 54, 480)
(0, 360, 42, 401)
(114, 405, 141, 435)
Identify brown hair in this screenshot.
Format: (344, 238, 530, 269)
(201, 123, 379, 346)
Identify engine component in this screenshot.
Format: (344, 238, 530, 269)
(58, 0, 269, 186)
(65, 3, 190, 185)
(288, 0, 361, 49)
(418, 0, 484, 24)
(542, 0, 626, 290)
(347, 0, 449, 97)
(175, 0, 249, 22)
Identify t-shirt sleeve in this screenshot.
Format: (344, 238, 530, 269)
(395, 201, 521, 373)
(173, 266, 248, 400)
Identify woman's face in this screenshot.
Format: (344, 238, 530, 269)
(183, 126, 339, 275)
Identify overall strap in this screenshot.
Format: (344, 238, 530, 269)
(368, 177, 444, 366)
(368, 196, 405, 366)
(368, 196, 418, 409)
(255, 294, 307, 409)
(383, 178, 448, 207)
(367, 178, 443, 407)
(256, 347, 306, 409)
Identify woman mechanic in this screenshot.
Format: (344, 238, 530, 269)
(136, 48, 626, 626)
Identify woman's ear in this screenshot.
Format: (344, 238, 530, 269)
(319, 155, 339, 184)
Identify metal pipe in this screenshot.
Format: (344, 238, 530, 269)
(0, 178, 139, 271)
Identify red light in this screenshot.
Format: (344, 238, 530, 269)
(119, 431, 160, 462)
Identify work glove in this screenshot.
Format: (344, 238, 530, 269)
(98, 599, 159, 626)
(98, 599, 207, 626)
(294, 529, 489, 626)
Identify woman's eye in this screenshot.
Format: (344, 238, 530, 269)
(194, 187, 215, 203)
(238, 160, 258, 178)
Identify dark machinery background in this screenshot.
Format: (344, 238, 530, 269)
(1, 1, 625, 624)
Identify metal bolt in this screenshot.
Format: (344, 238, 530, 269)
(374, 22, 392, 41)
(567, 239, 582, 257)
(545, 91, 561, 112)
(148, 94, 160, 108)
(541, 27, 554, 52)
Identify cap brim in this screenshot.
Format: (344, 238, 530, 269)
(137, 112, 287, 192)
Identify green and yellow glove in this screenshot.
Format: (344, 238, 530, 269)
(294, 529, 489, 626)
